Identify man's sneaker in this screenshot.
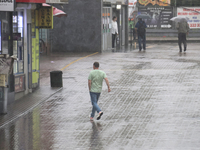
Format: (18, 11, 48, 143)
(97, 111, 103, 120)
(90, 117, 94, 121)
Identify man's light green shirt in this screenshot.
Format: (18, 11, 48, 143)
(88, 70, 107, 93)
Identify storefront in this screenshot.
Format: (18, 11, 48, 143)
(10, 0, 65, 101)
(13, 2, 61, 100)
(0, 0, 67, 113)
(13, 4, 36, 100)
(13, 11, 26, 94)
(0, 0, 15, 111)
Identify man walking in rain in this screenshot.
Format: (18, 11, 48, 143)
(88, 62, 111, 121)
(135, 18, 147, 51)
(176, 19, 190, 52)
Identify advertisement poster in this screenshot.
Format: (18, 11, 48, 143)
(138, 6, 173, 28)
(138, 0, 170, 7)
(15, 75, 25, 92)
(129, 0, 137, 18)
(177, 7, 200, 29)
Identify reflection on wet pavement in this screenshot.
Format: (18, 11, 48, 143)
(0, 43, 200, 150)
(90, 121, 102, 149)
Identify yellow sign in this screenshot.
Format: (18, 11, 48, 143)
(31, 10, 40, 88)
(0, 74, 6, 87)
(38, 7, 53, 29)
(138, 0, 170, 6)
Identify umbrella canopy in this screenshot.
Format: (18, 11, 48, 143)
(170, 16, 189, 22)
(136, 14, 151, 19)
(42, 3, 67, 18)
(53, 7, 67, 18)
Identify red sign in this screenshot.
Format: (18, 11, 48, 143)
(177, 7, 200, 29)
(16, 0, 45, 3)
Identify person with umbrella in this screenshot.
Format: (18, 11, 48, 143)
(135, 17, 147, 51)
(176, 18, 190, 52)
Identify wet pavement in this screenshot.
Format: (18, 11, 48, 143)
(1, 43, 200, 150)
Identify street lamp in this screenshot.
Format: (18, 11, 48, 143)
(116, 5, 121, 9)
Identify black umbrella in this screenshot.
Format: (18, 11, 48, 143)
(136, 14, 152, 19)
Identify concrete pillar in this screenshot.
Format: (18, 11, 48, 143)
(124, 5, 129, 50)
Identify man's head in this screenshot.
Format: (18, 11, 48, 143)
(113, 16, 117, 21)
(139, 18, 142, 21)
(93, 62, 99, 69)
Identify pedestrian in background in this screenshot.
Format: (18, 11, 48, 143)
(88, 62, 111, 121)
(129, 17, 136, 40)
(135, 18, 147, 51)
(132, 18, 137, 40)
(111, 16, 118, 48)
(176, 19, 190, 52)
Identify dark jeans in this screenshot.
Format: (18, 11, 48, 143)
(133, 29, 136, 40)
(178, 33, 187, 51)
(138, 34, 146, 50)
(112, 34, 116, 48)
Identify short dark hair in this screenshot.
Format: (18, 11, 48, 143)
(93, 62, 99, 68)
(113, 16, 117, 20)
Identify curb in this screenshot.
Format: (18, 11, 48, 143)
(0, 87, 63, 129)
(129, 40, 200, 43)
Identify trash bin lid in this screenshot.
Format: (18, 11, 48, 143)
(50, 70, 63, 74)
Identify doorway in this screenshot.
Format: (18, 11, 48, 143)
(102, 7, 112, 51)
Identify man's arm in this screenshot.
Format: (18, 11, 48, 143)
(144, 22, 147, 28)
(187, 22, 190, 35)
(104, 78, 111, 92)
(88, 80, 92, 91)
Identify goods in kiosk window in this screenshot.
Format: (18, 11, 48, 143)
(0, 55, 17, 87)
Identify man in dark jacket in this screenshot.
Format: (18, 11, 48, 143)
(176, 19, 190, 52)
(135, 18, 147, 51)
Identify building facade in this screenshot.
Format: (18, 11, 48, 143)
(50, 0, 129, 53)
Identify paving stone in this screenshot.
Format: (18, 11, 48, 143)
(0, 43, 200, 150)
